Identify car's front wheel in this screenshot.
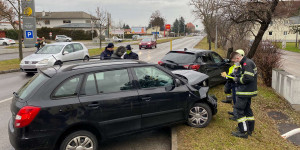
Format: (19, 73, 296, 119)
(187, 103, 212, 128)
(60, 130, 98, 150)
(83, 56, 89, 62)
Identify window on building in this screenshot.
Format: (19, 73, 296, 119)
(44, 20, 50, 25)
(284, 31, 288, 35)
(269, 31, 273, 35)
(63, 20, 71, 24)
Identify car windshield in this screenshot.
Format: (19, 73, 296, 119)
(162, 52, 196, 64)
(36, 45, 64, 54)
(17, 73, 49, 99)
(142, 38, 151, 42)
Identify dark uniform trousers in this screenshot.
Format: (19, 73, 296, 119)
(235, 97, 255, 133)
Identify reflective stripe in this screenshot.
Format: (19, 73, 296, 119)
(243, 121, 248, 131)
(226, 94, 232, 96)
(237, 117, 247, 123)
(247, 116, 255, 121)
(244, 71, 254, 76)
(236, 91, 258, 95)
(226, 75, 235, 79)
(240, 75, 244, 84)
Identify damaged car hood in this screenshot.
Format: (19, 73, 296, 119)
(171, 70, 209, 85)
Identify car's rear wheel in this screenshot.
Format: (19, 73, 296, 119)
(155, 45, 157, 48)
(66, 39, 71, 42)
(3, 42, 7, 46)
(187, 103, 212, 128)
(60, 130, 98, 150)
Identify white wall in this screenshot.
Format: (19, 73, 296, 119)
(37, 19, 91, 28)
(272, 69, 300, 111)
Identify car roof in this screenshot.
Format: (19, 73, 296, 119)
(40, 59, 149, 77)
(170, 48, 213, 54)
(46, 42, 82, 46)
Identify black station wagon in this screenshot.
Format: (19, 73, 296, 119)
(9, 59, 217, 150)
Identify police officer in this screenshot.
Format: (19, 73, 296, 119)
(124, 45, 139, 60)
(100, 43, 114, 60)
(229, 50, 257, 139)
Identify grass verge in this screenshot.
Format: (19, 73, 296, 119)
(0, 48, 106, 72)
(176, 37, 300, 150)
(276, 42, 300, 53)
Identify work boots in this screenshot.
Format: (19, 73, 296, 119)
(231, 131, 248, 139)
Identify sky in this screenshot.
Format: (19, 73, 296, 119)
(35, 0, 204, 30)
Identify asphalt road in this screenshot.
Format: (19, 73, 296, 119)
(0, 36, 203, 150)
(281, 50, 300, 77)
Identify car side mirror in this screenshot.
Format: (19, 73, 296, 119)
(63, 51, 69, 55)
(165, 85, 174, 92)
(175, 79, 181, 87)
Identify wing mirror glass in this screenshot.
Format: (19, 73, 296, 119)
(175, 79, 181, 87)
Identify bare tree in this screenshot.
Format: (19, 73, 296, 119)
(221, 0, 281, 59)
(148, 10, 165, 40)
(0, 0, 23, 60)
(92, 7, 107, 49)
(190, 0, 221, 50)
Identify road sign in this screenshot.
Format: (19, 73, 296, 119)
(152, 32, 159, 35)
(22, 0, 36, 48)
(165, 24, 171, 30)
(25, 30, 33, 39)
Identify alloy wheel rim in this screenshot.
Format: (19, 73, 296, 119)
(65, 136, 94, 150)
(188, 106, 208, 126)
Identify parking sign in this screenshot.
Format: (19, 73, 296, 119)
(25, 30, 33, 39)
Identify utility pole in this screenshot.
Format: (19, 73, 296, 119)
(18, 0, 23, 60)
(215, 10, 218, 50)
(107, 12, 110, 39)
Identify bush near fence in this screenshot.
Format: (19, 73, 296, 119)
(37, 27, 95, 40)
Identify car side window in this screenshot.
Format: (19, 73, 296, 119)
(95, 69, 133, 94)
(134, 66, 173, 89)
(73, 43, 83, 52)
(63, 44, 74, 53)
(81, 74, 97, 96)
(200, 54, 214, 64)
(211, 53, 223, 63)
(53, 75, 82, 98)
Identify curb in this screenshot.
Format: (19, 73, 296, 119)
(171, 127, 178, 150)
(0, 69, 20, 74)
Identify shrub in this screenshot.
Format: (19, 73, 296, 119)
(37, 27, 93, 40)
(5, 29, 19, 40)
(253, 40, 282, 87)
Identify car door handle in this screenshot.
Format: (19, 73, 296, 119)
(87, 102, 100, 109)
(141, 97, 151, 102)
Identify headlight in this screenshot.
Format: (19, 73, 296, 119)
(37, 59, 49, 64)
(148, 43, 151, 45)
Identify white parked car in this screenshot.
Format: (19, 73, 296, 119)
(55, 35, 72, 42)
(105, 36, 123, 42)
(0, 38, 16, 46)
(20, 42, 89, 74)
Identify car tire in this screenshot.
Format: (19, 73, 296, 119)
(26, 72, 34, 76)
(187, 103, 212, 128)
(155, 45, 157, 48)
(66, 40, 71, 42)
(139, 47, 141, 50)
(3, 42, 7, 46)
(59, 130, 98, 150)
(83, 56, 89, 62)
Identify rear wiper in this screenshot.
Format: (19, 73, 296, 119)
(165, 60, 179, 66)
(13, 92, 23, 100)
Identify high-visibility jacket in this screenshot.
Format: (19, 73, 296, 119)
(236, 57, 258, 97)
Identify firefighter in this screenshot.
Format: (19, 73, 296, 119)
(227, 50, 257, 139)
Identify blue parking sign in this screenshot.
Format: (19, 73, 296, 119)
(25, 30, 33, 39)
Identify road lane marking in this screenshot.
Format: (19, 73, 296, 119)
(0, 97, 12, 104)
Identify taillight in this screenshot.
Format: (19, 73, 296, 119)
(158, 61, 164, 65)
(15, 106, 41, 128)
(183, 65, 189, 69)
(189, 64, 201, 71)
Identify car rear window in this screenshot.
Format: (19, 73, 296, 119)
(162, 52, 196, 64)
(17, 74, 49, 99)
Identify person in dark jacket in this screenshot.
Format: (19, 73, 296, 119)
(224, 50, 257, 139)
(111, 46, 126, 59)
(124, 45, 139, 60)
(100, 43, 114, 60)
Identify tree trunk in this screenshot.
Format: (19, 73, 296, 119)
(99, 25, 102, 49)
(227, 47, 233, 59)
(17, 0, 23, 60)
(208, 34, 212, 50)
(296, 32, 298, 48)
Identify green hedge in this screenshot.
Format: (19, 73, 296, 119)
(5, 30, 19, 40)
(37, 27, 95, 40)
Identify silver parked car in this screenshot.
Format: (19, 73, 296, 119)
(55, 35, 72, 42)
(20, 42, 89, 74)
(0, 38, 16, 46)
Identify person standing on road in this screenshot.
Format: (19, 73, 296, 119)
(40, 37, 46, 48)
(100, 43, 114, 60)
(224, 50, 257, 139)
(124, 45, 139, 60)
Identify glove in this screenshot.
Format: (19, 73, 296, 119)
(226, 75, 237, 82)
